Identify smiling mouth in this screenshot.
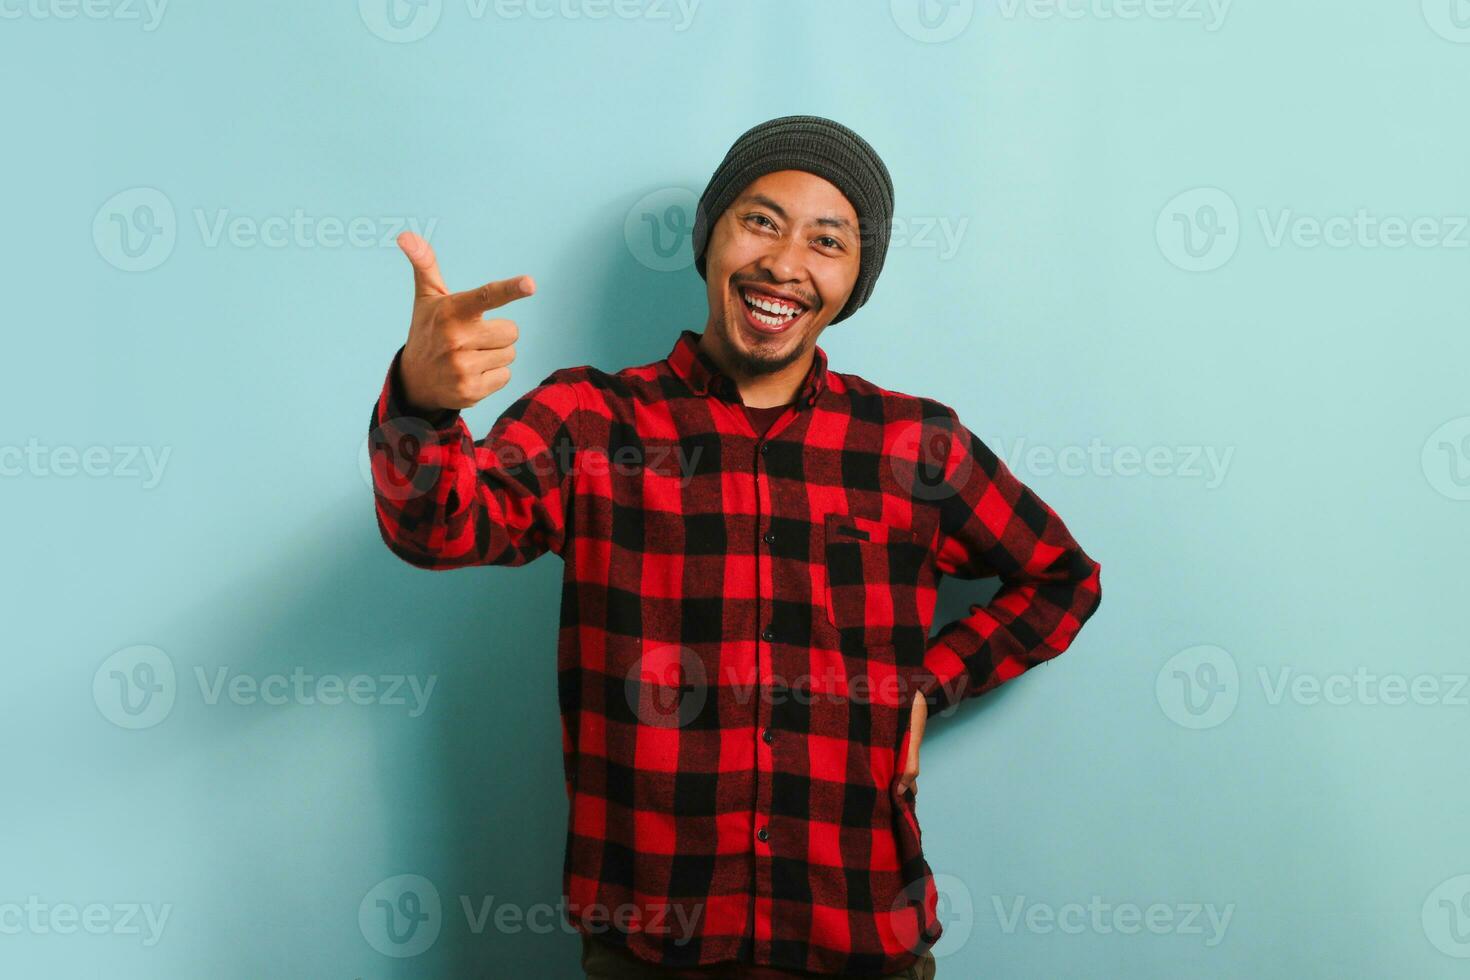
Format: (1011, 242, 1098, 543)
(735, 284, 810, 330)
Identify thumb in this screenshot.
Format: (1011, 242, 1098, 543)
(397, 231, 448, 298)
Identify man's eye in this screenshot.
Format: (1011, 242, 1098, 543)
(816, 237, 843, 250)
(748, 214, 775, 229)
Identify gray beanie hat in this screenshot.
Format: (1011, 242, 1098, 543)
(691, 114, 895, 325)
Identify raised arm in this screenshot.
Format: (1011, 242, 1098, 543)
(367, 232, 582, 569)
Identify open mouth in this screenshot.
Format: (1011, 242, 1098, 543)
(736, 284, 810, 333)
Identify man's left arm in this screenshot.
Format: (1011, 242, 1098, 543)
(917, 405, 1104, 714)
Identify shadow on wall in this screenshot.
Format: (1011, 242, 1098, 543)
(159, 503, 580, 977)
(923, 575, 1010, 739)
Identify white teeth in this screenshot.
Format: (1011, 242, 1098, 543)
(742, 289, 802, 318)
(750, 307, 794, 327)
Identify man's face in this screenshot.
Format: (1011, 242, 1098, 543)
(701, 169, 862, 377)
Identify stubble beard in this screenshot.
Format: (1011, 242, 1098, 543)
(716, 295, 810, 378)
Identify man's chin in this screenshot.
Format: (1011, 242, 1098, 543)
(727, 321, 806, 375)
(735, 334, 805, 379)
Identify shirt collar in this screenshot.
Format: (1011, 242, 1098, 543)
(666, 329, 829, 408)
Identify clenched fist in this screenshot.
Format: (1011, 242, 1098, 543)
(395, 231, 536, 413)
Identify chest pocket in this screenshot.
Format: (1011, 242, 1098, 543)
(823, 513, 932, 656)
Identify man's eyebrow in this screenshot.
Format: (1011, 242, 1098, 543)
(741, 193, 858, 236)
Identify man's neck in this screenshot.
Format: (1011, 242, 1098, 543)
(698, 328, 810, 408)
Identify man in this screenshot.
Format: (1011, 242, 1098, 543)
(368, 115, 1102, 979)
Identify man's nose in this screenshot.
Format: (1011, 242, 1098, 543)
(756, 234, 806, 284)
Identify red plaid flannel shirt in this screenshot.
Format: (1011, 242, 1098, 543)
(368, 328, 1103, 976)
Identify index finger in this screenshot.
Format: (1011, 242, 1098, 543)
(446, 274, 536, 317)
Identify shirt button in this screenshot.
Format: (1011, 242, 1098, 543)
(762, 531, 776, 545)
(759, 443, 769, 455)
(761, 628, 774, 642)
(757, 826, 769, 842)
(762, 727, 774, 744)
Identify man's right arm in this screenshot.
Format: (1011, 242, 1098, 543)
(367, 231, 582, 570)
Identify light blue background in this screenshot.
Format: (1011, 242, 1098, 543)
(4, 0, 1469, 976)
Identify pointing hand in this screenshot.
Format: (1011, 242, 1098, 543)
(395, 231, 536, 413)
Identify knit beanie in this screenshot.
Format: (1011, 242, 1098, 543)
(691, 114, 895, 325)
